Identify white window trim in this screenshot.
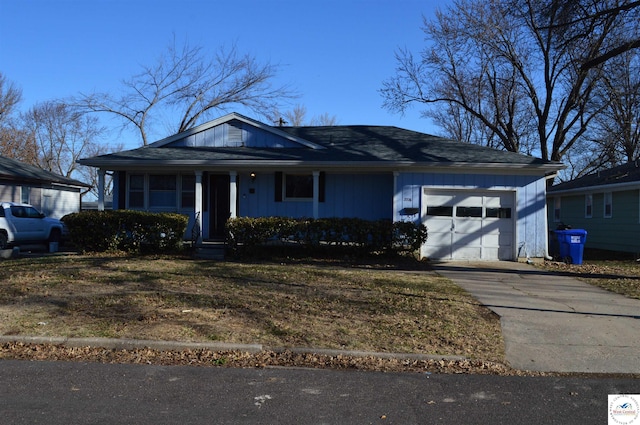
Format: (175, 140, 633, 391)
(604, 191, 613, 218)
(585, 193, 592, 218)
(127, 173, 189, 211)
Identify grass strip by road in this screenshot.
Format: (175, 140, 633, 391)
(0, 254, 505, 363)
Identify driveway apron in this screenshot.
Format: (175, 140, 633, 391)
(431, 261, 640, 374)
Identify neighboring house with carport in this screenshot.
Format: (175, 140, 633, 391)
(79, 112, 563, 261)
(0, 155, 90, 219)
(547, 160, 640, 255)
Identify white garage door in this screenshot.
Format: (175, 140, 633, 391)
(421, 190, 514, 260)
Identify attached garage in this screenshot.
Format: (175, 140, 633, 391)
(421, 189, 515, 260)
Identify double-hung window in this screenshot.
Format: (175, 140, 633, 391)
(129, 175, 145, 208)
(585, 194, 593, 218)
(604, 192, 612, 218)
(149, 175, 177, 208)
(181, 175, 195, 208)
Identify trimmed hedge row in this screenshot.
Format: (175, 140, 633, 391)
(62, 210, 189, 253)
(226, 217, 428, 256)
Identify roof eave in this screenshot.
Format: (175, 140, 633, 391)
(0, 173, 90, 188)
(78, 158, 563, 174)
(549, 179, 640, 195)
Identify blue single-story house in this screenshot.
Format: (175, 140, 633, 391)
(79, 112, 563, 261)
(547, 161, 640, 255)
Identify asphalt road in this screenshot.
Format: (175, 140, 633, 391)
(1, 360, 637, 424)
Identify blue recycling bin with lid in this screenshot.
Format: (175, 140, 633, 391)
(554, 229, 587, 265)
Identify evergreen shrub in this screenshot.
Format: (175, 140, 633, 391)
(62, 210, 188, 253)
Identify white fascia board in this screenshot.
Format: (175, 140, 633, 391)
(149, 112, 325, 150)
(51, 182, 91, 190)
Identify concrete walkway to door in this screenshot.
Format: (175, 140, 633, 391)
(431, 261, 640, 374)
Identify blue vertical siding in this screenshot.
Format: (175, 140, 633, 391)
(166, 121, 301, 148)
(237, 172, 393, 220)
(320, 174, 393, 220)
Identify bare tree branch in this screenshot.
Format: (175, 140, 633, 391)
(75, 39, 296, 146)
(380, 0, 639, 176)
(20, 101, 107, 180)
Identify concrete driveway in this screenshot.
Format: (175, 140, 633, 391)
(431, 261, 640, 374)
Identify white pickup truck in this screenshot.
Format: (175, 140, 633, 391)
(0, 202, 65, 250)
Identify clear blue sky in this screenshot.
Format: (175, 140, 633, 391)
(0, 0, 445, 149)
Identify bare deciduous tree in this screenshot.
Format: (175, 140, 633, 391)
(0, 73, 39, 163)
(76, 39, 296, 146)
(0, 72, 22, 122)
(381, 0, 639, 170)
(269, 104, 338, 127)
(535, 0, 640, 70)
(21, 101, 107, 179)
(569, 49, 640, 178)
(595, 51, 640, 163)
(310, 112, 338, 126)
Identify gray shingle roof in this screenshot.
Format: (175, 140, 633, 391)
(81, 123, 562, 172)
(279, 126, 553, 165)
(549, 161, 640, 192)
(0, 155, 90, 187)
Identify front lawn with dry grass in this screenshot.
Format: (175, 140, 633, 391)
(0, 253, 504, 363)
(539, 260, 640, 299)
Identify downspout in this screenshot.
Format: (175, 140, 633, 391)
(194, 171, 203, 245)
(543, 173, 557, 260)
(229, 171, 238, 219)
(392, 171, 399, 222)
(312, 171, 320, 219)
(98, 169, 105, 211)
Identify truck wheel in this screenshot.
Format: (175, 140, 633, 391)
(49, 228, 61, 243)
(0, 232, 8, 250)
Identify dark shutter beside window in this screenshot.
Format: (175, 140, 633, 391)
(275, 172, 283, 202)
(319, 172, 325, 202)
(118, 171, 126, 210)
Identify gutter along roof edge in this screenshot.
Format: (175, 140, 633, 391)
(78, 158, 563, 173)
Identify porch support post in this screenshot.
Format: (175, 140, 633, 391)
(194, 171, 203, 244)
(229, 171, 238, 219)
(393, 171, 399, 222)
(98, 169, 106, 211)
(312, 171, 320, 219)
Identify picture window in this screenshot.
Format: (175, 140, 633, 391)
(285, 174, 313, 199)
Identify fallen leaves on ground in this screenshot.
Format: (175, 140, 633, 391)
(0, 341, 536, 376)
